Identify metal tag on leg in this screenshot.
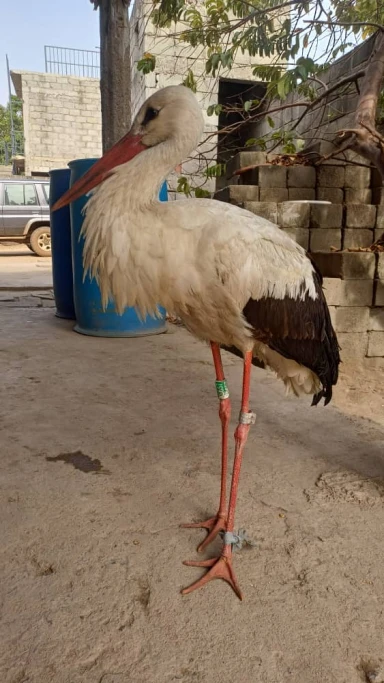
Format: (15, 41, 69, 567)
(239, 411, 256, 425)
(222, 529, 257, 550)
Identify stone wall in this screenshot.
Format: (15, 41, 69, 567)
(11, 71, 102, 176)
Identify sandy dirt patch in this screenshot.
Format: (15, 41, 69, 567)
(1, 307, 384, 683)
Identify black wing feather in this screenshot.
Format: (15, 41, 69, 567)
(241, 264, 340, 406)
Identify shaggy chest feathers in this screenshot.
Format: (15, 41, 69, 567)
(80, 194, 318, 354)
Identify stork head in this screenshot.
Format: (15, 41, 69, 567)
(52, 85, 204, 211)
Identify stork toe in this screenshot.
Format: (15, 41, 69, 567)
(181, 554, 242, 600)
(180, 513, 227, 552)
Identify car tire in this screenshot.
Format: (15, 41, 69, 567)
(29, 226, 51, 257)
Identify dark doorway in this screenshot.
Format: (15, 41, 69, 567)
(216, 78, 266, 191)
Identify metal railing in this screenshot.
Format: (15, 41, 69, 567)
(44, 45, 100, 78)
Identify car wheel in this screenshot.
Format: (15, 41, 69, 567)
(29, 227, 51, 257)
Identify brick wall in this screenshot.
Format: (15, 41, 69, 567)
(11, 71, 102, 176)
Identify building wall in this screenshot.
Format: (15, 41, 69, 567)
(129, 0, 269, 194)
(247, 36, 376, 161)
(11, 71, 102, 176)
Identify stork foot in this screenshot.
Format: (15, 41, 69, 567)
(180, 513, 227, 552)
(181, 553, 242, 600)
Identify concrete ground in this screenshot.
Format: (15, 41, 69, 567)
(0, 244, 52, 289)
(1, 302, 384, 683)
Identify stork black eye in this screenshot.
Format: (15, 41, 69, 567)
(143, 107, 159, 126)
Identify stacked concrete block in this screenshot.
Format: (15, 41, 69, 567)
(225, 152, 270, 179)
(344, 204, 377, 248)
(374, 207, 384, 245)
(277, 201, 310, 249)
(280, 228, 309, 249)
(317, 188, 344, 203)
(370, 168, 384, 205)
(368, 307, 384, 357)
(288, 188, 316, 201)
(311, 251, 383, 358)
(214, 185, 259, 205)
(344, 165, 372, 204)
(314, 164, 373, 205)
(242, 166, 288, 199)
(375, 281, 384, 306)
(316, 165, 345, 204)
(319, 274, 372, 357)
(243, 202, 278, 224)
(260, 187, 288, 202)
(375, 253, 384, 309)
(312, 251, 376, 280)
(287, 167, 316, 201)
(309, 203, 343, 252)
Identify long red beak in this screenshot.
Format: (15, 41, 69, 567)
(52, 133, 146, 211)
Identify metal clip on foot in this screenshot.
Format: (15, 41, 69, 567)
(239, 411, 256, 425)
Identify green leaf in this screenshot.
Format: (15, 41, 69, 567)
(195, 188, 212, 198)
(282, 141, 297, 154)
(267, 116, 275, 128)
(182, 69, 197, 93)
(277, 78, 287, 100)
(297, 65, 308, 81)
(177, 176, 192, 197)
(244, 100, 253, 113)
(137, 53, 156, 74)
(245, 136, 266, 150)
(205, 163, 226, 178)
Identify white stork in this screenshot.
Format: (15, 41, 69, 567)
(53, 85, 340, 600)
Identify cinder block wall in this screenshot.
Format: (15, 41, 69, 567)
(313, 252, 383, 359)
(216, 152, 384, 360)
(247, 36, 377, 160)
(11, 71, 102, 176)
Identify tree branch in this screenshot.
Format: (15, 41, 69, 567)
(305, 19, 384, 31)
(292, 70, 365, 130)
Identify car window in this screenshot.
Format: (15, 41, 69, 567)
(4, 184, 24, 205)
(4, 184, 38, 206)
(42, 185, 50, 203)
(25, 184, 38, 205)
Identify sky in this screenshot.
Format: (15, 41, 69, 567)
(0, 0, 100, 104)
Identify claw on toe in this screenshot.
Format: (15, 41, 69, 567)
(180, 514, 227, 552)
(181, 554, 243, 600)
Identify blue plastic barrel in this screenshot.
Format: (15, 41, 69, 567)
(49, 168, 76, 319)
(68, 157, 167, 337)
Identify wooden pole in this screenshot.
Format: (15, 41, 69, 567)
(92, 0, 132, 153)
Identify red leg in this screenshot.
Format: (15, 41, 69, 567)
(181, 342, 230, 551)
(182, 351, 255, 600)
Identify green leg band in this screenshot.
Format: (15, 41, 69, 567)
(215, 380, 229, 400)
